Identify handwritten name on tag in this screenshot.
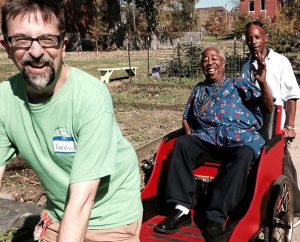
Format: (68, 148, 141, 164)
(53, 136, 76, 154)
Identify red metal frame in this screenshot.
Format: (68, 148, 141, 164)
(140, 106, 285, 241)
(276, 106, 283, 135)
(141, 137, 176, 201)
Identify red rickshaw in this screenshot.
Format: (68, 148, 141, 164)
(140, 106, 293, 242)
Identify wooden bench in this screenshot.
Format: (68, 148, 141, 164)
(97, 67, 138, 84)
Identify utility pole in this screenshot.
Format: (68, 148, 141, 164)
(132, 0, 136, 32)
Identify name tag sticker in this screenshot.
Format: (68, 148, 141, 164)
(53, 136, 76, 154)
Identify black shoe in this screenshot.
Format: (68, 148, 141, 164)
(205, 219, 226, 242)
(154, 209, 192, 234)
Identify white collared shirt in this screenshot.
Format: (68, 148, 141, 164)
(242, 48, 300, 127)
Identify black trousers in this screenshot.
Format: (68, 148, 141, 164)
(166, 135, 255, 224)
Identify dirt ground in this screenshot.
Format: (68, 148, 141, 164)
(1, 158, 45, 205)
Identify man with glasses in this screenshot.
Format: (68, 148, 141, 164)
(0, 1, 142, 242)
(242, 20, 300, 226)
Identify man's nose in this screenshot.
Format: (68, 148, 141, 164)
(249, 37, 256, 45)
(28, 40, 44, 58)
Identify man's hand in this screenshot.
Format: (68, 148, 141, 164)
(182, 119, 191, 135)
(253, 53, 274, 113)
(253, 52, 267, 84)
(285, 99, 297, 143)
(284, 127, 296, 142)
(58, 179, 100, 242)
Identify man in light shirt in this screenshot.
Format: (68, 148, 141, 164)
(242, 20, 300, 225)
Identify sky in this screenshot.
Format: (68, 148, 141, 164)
(195, 0, 236, 10)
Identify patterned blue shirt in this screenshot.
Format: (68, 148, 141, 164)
(183, 77, 265, 158)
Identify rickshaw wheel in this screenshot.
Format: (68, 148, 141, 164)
(265, 175, 294, 242)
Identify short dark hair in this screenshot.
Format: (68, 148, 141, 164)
(1, 0, 65, 40)
(244, 20, 266, 32)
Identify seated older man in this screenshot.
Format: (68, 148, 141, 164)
(154, 46, 273, 241)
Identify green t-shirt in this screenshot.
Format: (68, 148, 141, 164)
(0, 67, 142, 229)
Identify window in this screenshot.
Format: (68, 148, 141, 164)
(249, 0, 254, 11)
(261, 0, 266, 10)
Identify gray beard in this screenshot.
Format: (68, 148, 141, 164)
(21, 53, 56, 91)
(22, 64, 56, 90)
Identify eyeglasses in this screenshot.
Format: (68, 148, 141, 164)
(6, 34, 63, 48)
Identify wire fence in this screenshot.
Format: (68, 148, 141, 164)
(126, 37, 250, 82)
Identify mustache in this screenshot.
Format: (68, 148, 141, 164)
(21, 55, 54, 66)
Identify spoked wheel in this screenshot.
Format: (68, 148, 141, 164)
(265, 175, 294, 242)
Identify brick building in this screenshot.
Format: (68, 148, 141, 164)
(239, 0, 283, 20)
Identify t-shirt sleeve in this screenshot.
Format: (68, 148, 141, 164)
(280, 58, 300, 101)
(0, 121, 16, 166)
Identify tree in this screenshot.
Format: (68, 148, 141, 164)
(63, 0, 202, 51)
(120, 0, 200, 48)
(205, 11, 226, 39)
(156, 0, 199, 34)
(135, 0, 160, 35)
(61, 0, 98, 51)
(231, 13, 252, 38)
(62, 0, 96, 35)
(88, 0, 108, 52)
(180, 0, 198, 30)
(134, 0, 199, 34)
(267, 0, 300, 53)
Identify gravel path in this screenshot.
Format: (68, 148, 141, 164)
(290, 104, 300, 241)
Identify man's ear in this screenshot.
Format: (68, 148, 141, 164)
(1, 39, 8, 48)
(0, 39, 9, 52)
(1, 40, 12, 59)
(62, 37, 68, 57)
(62, 37, 68, 51)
